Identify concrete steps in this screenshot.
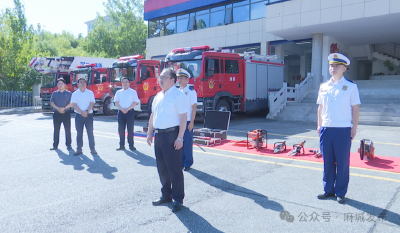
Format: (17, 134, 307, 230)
(271, 80, 400, 127)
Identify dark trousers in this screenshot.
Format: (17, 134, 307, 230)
(154, 128, 184, 203)
(181, 121, 193, 167)
(75, 113, 95, 150)
(53, 112, 71, 148)
(320, 127, 351, 197)
(118, 110, 135, 148)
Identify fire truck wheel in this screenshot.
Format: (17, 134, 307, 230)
(215, 99, 231, 112)
(103, 97, 114, 116)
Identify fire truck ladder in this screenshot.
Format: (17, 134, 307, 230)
(232, 98, 241, 112)
(205, 99, 214, 111)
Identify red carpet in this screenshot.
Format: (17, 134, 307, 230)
(131, 132, 399, 173)
(205, 140, 400, 174)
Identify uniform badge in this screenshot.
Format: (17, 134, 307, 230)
(185, 92, 188, 95)
(342, 86, 348, 91)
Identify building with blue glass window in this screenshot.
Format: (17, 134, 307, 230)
(145, 0, 400, 87)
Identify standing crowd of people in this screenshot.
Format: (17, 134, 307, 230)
(49, 52, 360, 211)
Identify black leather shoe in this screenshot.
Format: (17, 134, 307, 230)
(152, 197, 172, 206)
(50, 147, 58, 150)
(67, 146, 73, 150)
(184, 166, 191, 171)
(74, 150, 82, 156)
(116, 147, 125, 151)
(317, 192, 335, 199)
(129, 146, 136, 151)
(337, 196, 346, 204)
(172, 201, 183, 212)
(91, 149, 97, 154)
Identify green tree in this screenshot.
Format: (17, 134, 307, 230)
(86, 0, 147, 58)
(0, 0, 38, 90)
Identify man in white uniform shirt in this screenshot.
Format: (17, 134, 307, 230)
(71, 76, 96, 155)
(114, 77, 139, 151)
(316, 53, 360, 204)
(177, 68, 197, 171)
(147, 69, 189, 213)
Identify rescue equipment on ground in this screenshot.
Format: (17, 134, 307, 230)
(287, 140, 306, 156)
(358, 139, 375, 161)
(247, 129, 267, 150)
(193, 110, 231, 146)
(309, 149, 322, 158)
(273, 141, 287, 154)
(230, 129, 267, 150)
(193, 136, 221, 146)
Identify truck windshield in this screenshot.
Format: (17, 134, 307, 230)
(165, 60, 201, 78)
(41, 73, 57, 88)
(110, 67, 136, 82)
(73, 70, 91, 83)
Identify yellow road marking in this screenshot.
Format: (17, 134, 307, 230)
(4, 119, 400, 181)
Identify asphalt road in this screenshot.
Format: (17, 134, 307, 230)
(0, 111, 399, 232)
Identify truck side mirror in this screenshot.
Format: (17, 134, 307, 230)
(206, 59, 215, 77)
(141, 66, 148, 80)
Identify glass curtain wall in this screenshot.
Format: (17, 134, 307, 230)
(148, 0, 277, 38)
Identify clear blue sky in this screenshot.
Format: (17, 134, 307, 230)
(1, 0, 109, 37)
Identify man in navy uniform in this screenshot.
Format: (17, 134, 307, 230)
(317, 53, 361, 204)
(50, 78, 72, 150)
(71, 76, 97, 155)
(147, 68, 189, 212)
(114, 77, 139, 151)
(176, 68, 197, 171)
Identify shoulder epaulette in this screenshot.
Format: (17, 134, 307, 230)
(345, 78, 356, 84)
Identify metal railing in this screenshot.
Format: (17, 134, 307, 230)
(373, 43, 400, 60)
(0, 90, 33, 107)
(267, 72, 314, 119)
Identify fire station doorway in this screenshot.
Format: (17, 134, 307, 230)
(270, 39, 312, 87)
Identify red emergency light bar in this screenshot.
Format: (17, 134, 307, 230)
(171, 45, 210, 54)
(119, 55, 143, 61)
(76, 63, 96, 68)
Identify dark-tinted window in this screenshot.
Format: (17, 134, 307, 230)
(214, 59, 220, 73)
(225, 60, 239, 73)
(59, 74, 71, 84)
(188, 16, 196, 31)
(224, 8, 233, 24)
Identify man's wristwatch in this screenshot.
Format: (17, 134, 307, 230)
(177, 137, 184, 142)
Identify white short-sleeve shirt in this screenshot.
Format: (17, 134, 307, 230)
(71, 88, 95, 114)
(114, 88, 139, 109)
(316, 77, 361, 127)
(152, 86, 189, 129)
(180, 86, 197, 121)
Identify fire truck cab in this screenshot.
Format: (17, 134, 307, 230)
(163, 45, 285, 116)
(109, 55, 161, 115)
(71, 63, 113, 115)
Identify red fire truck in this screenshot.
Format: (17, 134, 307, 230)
(70, 63, 114, 115)
(163, 45, 285, 116)
(30, 56, 115, 113)
(108, 55, 161, 115)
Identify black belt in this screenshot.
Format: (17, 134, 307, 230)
(154, 126, 179, 134)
